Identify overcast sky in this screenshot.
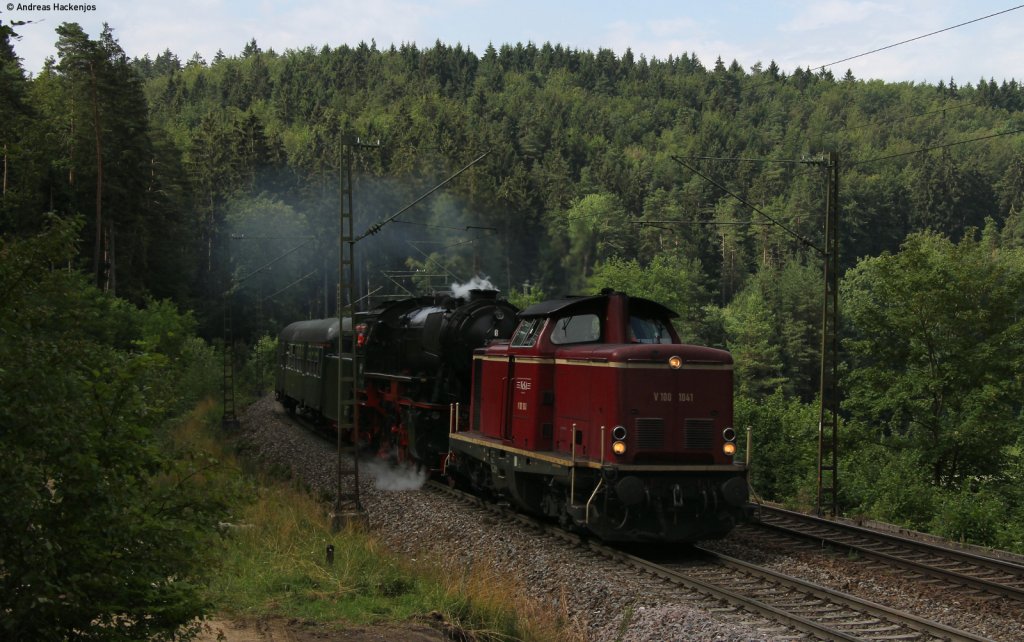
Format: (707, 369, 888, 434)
(4, 1, 1022, 85)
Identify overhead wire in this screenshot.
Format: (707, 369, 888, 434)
(842, 97, 982, 134)
(687, 5, 1024, 190)
(848, 126, 1024, 167)
(806, 5, 1024, 77)
(723, 0, 1024, 166)
(737, 4, 1024, 94)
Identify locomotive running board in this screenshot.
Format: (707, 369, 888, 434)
(448, 432, 747, 473)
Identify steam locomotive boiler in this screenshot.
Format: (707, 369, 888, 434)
(275, 290, 519, 466)
(357, 290, 519, 465)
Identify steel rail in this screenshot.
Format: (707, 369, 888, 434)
(425, 481, 991, 641)
(753, 504, 1024, 602)
(686, 546, 993, 642)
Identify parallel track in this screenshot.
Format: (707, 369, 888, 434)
(426, 481, 993, 641)
(660, 547, 990, 641)
(751, 504, 1024, 602)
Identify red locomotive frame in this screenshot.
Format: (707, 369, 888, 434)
(446, 291, 748, 542)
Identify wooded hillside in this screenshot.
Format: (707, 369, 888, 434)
(3, 22, 1023, 550)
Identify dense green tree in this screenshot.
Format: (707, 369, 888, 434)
(735, 391, 819, 505)
(0, 217, 236, 640)
(995, 153, 1024, 218)
(724, 260, 821, 399)
(723, 285, 785, 397)
(0, 22, 44, 234)
(53, 22, 108, 286)
(39, 23, 163, 301)
(549, 192, 631, 291)
(224, 194, 314, 336)
(842, 230, 1024, 487)
(586, 253, 710, 342)
(907, 149, 994, 240)
(120, 36, 1024, 327)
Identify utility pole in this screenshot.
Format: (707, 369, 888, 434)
(329, 146, 488, 531)
(816, 152, 840, 517)
(669, 153, 842, 517)
(332, 137, 376, 532)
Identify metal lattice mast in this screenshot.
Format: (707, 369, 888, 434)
(332, 141, 366, 531)
(816, 152, 840, 517)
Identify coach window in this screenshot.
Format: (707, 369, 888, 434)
(549, 313, 601, 345)
(510, 318, 543, 348)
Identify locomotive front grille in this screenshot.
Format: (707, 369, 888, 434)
(684, 418, 714, 449)
(635, 417, 665, 449)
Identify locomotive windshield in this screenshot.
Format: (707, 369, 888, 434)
(549, 314, 601, 344)
(628, 315, 674, 344)
(510, 318, 543, 347)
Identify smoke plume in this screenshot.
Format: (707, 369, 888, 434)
(450, 275, 497, 299)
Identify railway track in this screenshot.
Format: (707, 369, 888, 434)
(751, 504, 1024, 602)
(653, 546, 991, 641)
(622, 544, 991, 642)
(425, 481, 994, 641)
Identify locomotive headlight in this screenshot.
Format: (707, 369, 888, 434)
(723, 442, 737, 456)
(612, 425, 627, 441)
(722, 426, 737, 442)
(612, 441, 627, 456)
(668, 355, 683, 369)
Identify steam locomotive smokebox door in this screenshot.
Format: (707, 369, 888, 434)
(421, 311, 446, 358)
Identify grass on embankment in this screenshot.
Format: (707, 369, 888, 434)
(183, 400, 583, 641)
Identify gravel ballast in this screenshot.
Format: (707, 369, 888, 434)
(238, 396, 1024, 641)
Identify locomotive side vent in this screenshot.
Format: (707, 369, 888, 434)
(684, 418, 714, 449)
(635, 417, 665, 449)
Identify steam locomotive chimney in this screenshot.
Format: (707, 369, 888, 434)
(469, 289, 498, 302)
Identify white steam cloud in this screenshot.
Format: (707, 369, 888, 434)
(450, 275, 497, 299)
(361, 458, 429, 491)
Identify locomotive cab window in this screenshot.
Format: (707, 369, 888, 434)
(549, 313, 601, 345)
(510, 318, 544, 348)
(628, 316, 674, 344)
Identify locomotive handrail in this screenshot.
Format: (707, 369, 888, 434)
(585, 477, 604, 525)
(570, 423, 577, 506)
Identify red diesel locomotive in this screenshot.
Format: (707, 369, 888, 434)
(447, 290, 748, 542)
(277, 289, 748, 543)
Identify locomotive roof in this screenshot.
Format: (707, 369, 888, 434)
(518, 294, 679, 319)
(279, 317, 352, 343)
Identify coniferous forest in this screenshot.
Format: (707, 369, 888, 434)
(3, 19, 1024, 635)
